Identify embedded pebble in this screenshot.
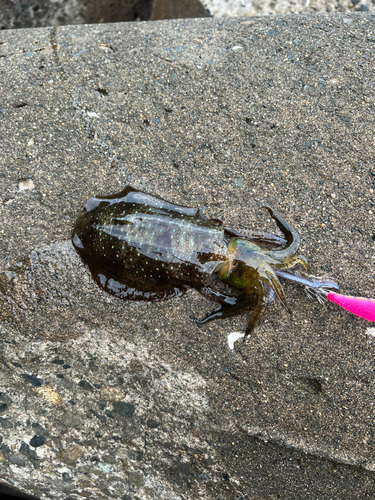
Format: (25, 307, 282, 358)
(98, 462, 112, 473)
(30, 435, 45, 448)
(18, 178, 34, 191)
(56, 445, 85, 465)
(33, 385, 62, 405)
(99, 386, 126, 402)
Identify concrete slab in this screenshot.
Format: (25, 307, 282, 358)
(0, 14, 375, 499)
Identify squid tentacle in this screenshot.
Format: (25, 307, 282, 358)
(262, 205, 301, 261)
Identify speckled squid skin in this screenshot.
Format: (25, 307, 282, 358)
(72, 186, 229, 301)
(72, 185, 334, 337)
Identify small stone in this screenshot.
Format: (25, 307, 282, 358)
(78, 491, 91, 498)
(127, 449, 143, 461)
(127, 472, 144, 487)
(0, 403, 8, 415)
(146, 419, 160, 429)
(101, 454, 116, 464)
(34, 384, 62, 405)
(98, 462, 112, 473)
(99, 386, 126, 402)
(129, 359, 143, 371)
(197, 473, 208, 480)
(359, 4, 369, 10)
(0, 418, 13, 429)
(0, 393, 12, 404)
(56, 444, 85, 465)
(78, 380, 94, 391)
(19, 442, 37, 459)
(113, 402, 135, 419)
(51, 358, 65, 365)
(19, 179, 35, 191)
(179, 463, 191, 476)
(97, 400, 107, 410)
(30, 435, 45, 447)
(8, 455, 25, 466)
(21, 373, 43, 387)
(60, 411, 81, 429)
(31, 423, 47, 436)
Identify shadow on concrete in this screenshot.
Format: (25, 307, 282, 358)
(0, 483, 38, 500)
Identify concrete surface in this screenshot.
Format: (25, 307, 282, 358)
(0, 13, 375, 499)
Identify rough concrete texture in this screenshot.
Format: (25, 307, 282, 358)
(0, 13, 375, 499)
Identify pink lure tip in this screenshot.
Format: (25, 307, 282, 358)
(327, 292, 375, 322)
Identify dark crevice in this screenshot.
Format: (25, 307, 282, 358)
(0, 482, 38, 499)
(296, 376, 324, 395)
(96, 87, 108, 96)
(49, 26, 61, 77)
(13, 102, 28, 108)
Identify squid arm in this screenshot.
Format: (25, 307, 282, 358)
(278, 270, 375, 323)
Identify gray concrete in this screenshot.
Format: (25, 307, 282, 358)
(0, 14, 375, 499)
